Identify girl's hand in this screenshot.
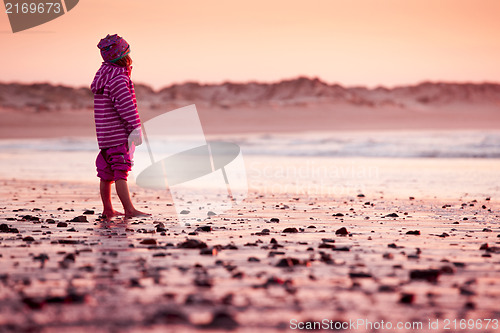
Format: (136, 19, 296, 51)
(128, 130, 142, 146)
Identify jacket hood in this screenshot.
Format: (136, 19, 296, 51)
(91, 62, 129, 94)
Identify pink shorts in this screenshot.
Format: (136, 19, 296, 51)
(96, 143, 134, 181)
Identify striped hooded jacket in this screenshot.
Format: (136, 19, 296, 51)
(91, 62, 141, 149)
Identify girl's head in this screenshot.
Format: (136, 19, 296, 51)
(97, 34, 131, 64)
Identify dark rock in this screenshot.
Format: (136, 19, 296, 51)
(248, 257, 260, 262)
(200, 247, 218, 256)
(282, 227, 298, 233)
(332, 213, 344, 217)
(385, 213, 399, 218)
(459, 287, 476, 296)
(383, 253, 394, 259)
(406, 230, 421, 235)
(149, 309, 190, 325)
(194, 277, 213, 288)
(178, 239, 207, 249)
(83, 210, 94, 215)
(349, 272, 372, 278)
(195, 225, 212, 232)
(270, 218, 280, 222)
(399, 293, 415, 304)
(140, 238, 157, 245)
(439, 266, 455, 275)
(464, 301, 476, 309)
(332, 246, 350, 251)
(479, 243, 489, 250)
(58, 239, 80, 244)
(70, 215, 88, 223)
(179, 210, 190, 214)
(275, 257, 308, 267)
(318, 243, 335, 249)
(486, 246, 500, 253)
(0, 224, 18, 233)
(388, 243, 403, 249)
(22, 297, 45, 310)
(482, 228, 492, 232)
(22, 215, 40, 221)
(22, 236, 35, 242)
(57, 222, 68, 228)
(378, 285, 398, 292)
(357, 194, 365, 198)
(33, 253, 49, 262)
(203, 311, 239, 330)
(335, 227, 349, 235)
(222, 243, 238, 250)
(438, 233, 450, 238)
(410, 269, 440, 282)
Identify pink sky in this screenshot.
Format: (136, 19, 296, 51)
(1, 0, 500, 89)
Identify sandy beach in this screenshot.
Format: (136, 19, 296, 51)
(0, 152, 499, 332)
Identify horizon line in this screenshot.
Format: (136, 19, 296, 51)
(1, 76, 500, 92)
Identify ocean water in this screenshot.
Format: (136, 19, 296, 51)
(1, 130, 499, 199)
(0, 130, 499, 158)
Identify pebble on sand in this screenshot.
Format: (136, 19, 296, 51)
(178, 239, 208, 249)
(202, 311, 239, 330)
(276, 257, 309, 267)
(140, 239, 157, 245)
(335, 227, 349, 235)
(410, 269, 441, 282)
(399, 293, 415, 304)
(69, 215, 88, 223)
(195, 225, 212, 232)
(148, 309, 190, 325)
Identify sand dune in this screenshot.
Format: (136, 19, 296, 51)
(1, 78, 499, 139)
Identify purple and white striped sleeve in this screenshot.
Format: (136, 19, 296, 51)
(109, 76, 141, 134)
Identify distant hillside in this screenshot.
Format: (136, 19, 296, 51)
(1, 77, 500, 112)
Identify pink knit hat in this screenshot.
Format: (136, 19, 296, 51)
(97, 34, 130, 63)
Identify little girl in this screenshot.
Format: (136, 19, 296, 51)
(91, 34, 150, 219)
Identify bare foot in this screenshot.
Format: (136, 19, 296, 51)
(125, 209, 151, 218)
(102, 210, 123, 220)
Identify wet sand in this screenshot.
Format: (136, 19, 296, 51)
(0, 178, 499, 332)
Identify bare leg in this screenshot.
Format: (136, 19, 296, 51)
(115, 179, 150, 218)
(100, 180, 124, 219)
